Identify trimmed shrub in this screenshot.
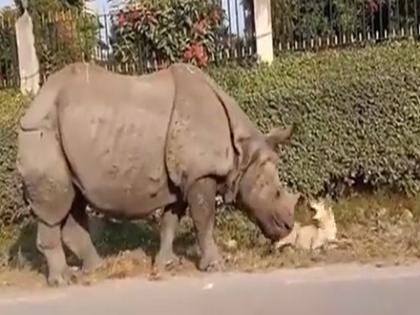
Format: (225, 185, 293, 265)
(0, 90, 30, 227)
(2, 41, 420, 227)
(209, 40, 420, 197)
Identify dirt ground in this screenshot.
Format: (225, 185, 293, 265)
(1, 193, 420, 290)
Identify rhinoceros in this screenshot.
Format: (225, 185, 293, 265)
(16, 62, 300, 286)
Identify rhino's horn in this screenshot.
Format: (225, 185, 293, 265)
(266, 124, 294, 148)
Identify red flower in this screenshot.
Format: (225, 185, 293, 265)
(118, 13, 126, 27)
(183, 46, 194, 61)
(368, 0, 379, 13)
(193, 20, 207, 34)
(127, 10, 140, 22)
(183, 43, 208, 67)
(211, 8, 221, 23)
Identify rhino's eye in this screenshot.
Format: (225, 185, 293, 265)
(275, 190, 281, 198)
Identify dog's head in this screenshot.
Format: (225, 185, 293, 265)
(308, 199, 335, 224)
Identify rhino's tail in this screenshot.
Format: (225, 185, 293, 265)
(19, 77, 61, 131)
(19, 63, 83, 131)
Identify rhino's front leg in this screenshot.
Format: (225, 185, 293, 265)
(154, 203, 186, 270)
(187, 177, 224, 272)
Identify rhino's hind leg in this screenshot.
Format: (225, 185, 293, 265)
(61, 192, 103, 274)
(187, 177, 224, 272)
(17, 129, 77, 286)
(154, 203, 186, 271)
(37, 221, 76, 286)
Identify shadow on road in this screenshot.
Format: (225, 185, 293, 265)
(6, 215, 199, 276)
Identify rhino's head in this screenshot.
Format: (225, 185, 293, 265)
(234, 126, 300, 241)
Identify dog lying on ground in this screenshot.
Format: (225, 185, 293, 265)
(274, 199, 337, 251)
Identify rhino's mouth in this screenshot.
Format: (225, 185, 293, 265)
(255, 214, 293, 241)
(235, 197, 292, 241)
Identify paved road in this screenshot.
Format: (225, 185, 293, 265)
(1, 263, 420, 315)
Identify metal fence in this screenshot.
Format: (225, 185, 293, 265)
(272, 0, 420, 52)
(0, 0, 256, 87)
(92, 0, 257, 73)
(2, 0, 420, 90)
(0, 15, 19, 89)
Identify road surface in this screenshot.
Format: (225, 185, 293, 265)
(1, 263, 420, 315)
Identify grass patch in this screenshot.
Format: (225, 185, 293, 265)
(1, 193, 419, 288)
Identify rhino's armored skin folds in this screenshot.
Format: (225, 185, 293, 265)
(16, 62, 300, 286)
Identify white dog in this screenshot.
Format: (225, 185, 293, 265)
(274, 199, 337, 251)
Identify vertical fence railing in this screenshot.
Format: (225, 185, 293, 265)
(0, 15, 20, 89)
(93, 11, 155, 75)
(272, 0, 420, 53)
(209, 0, 256, 63)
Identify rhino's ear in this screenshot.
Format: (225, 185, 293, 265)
(265, 125, 294, 149)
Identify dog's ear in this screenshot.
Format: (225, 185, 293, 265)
(312, 205, 322, 221)
(325, 203, 335, 219)
(307, 199, 317, 219)
(323, 195, 335, 207)
(321, 197, 334, 214)
(313, 199, 333, 221)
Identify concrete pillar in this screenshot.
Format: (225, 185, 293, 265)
(253, 0, 274, 64)
(15, 9, 40, 95)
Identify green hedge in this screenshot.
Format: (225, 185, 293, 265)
(0, 90, 30, 227)
(209, 40, 420, 197)
(1, 41, 420, 227)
